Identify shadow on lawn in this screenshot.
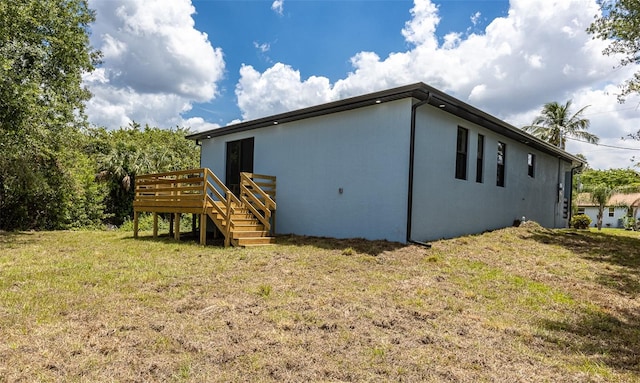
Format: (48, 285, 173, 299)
(0, 231, 37, 246)
(275, 234, 407, 256)
(125, 231, 226, 247)
(530, 229, 640, 375)
(125, 232, 403, 257)
(538, 305, 640, 375)
(530, 229, 640, 296)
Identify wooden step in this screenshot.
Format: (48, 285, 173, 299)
(235, 237, 276, 247)
(212, 214, 257, 223)
(232, 230, 270, 239)
(232, 223, 265, 231)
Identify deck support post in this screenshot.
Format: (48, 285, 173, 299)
(224, 194, 232, 248)
(174, 213, 181, 241)
(200, 213, 207, 245)
(133, 211, 139, 238)
(152, 212, 158, 238)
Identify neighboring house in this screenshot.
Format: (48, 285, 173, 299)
(188, 83, 582, 243)
(575, 192, 640, 228)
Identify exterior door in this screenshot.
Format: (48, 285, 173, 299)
(225, 137, 254, 196)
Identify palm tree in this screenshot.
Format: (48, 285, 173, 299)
(523, 100, 599, 150)
(589, 184, 614, 231)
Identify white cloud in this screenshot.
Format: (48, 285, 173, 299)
(84, 0, 225, 129)
(271, 0, 284, 16)
(471, 11, 481, 26)
(236, 63, 333, 120)
(254, 41, 271, 53)
(182, 117, 220, 132)
(235, 0, 640, 169)
(401, 0, 439, 48)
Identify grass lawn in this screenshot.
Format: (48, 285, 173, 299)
(0, 225, 639, 382)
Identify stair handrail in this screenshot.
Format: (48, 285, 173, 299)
(201, 168, 242, 245)
(239, 172, 277, 232)
(204, 168, 241, 206)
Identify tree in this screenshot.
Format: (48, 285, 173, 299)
(588, 184, 615, 231)
(0, 0, 101, 230)
(89, 124, 200, 225)
(588, 0, 640, 101)
(523, 100, 599, 149)
(579, 168, 640, 192)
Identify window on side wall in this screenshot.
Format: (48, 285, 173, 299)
(455, 127, 468, 180)
(609, 207, 615, 217)
(497, 141, 506, 187)
(577, 207, 585, 215)
(527, 153, 535, 178)
(476, 134, 484, 183)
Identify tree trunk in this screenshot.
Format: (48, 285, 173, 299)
(0, 174, 4, 229)
(597, 205, 604, 231)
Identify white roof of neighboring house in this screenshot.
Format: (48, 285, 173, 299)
(576, 192, 640, 207)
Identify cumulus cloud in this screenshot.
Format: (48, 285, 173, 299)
(236, 63, 333, 120)
(235, 0, 640, 169)
(84, 0, 225, 130)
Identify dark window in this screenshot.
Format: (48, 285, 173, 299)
(527, 153, 536, 178)
(497, 141, 506, 187)
(476, 134, 484, 183)
(608, 207, 615, 217)
(577, 208, 585, 215)
(455, 127, 468, 180)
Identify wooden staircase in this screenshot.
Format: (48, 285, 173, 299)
(133, 168, 276, 247)
(206, 200, 275, 247)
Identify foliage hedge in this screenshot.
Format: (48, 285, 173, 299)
(570, 214, 592, 230)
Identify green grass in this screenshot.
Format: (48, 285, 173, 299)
(0, 227, 639, 382)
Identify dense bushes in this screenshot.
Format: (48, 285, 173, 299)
(0, 124, 199, 230)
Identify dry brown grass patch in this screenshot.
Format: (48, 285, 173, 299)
(0, 228, 639, 382)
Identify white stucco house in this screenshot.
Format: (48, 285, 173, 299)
(187, 83, 582, 244)
(576, 192, 640, 228)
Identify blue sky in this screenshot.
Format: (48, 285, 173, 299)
(188, 0, 510, 124)
(84, 0, 640, 170)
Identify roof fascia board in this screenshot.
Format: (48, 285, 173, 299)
(187, 84, 424, 141)
(188, 82, 581, 164)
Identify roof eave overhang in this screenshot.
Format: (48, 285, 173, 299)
(187, 82, 582, 165)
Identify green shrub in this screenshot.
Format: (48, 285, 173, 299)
(119, 213, 193, 232)
(570, 214, 592, 229)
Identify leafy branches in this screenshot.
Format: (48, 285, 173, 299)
(588, 0, 640, 101)
(89, 124, 200, 225)
(0, 0, 99, 230)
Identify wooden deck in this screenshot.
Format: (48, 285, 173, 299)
(133, 168, 276, 247)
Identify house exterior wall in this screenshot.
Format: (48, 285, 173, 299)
(581, 206, 628, 228)
(200, 99, 413, 243)
(410, 104, 571, 241)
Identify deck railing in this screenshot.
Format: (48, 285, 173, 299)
(240, 172, 277, 233)
(133, 168, 276, 246)
(134, 168, 239, 245)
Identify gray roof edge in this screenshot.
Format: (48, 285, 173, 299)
(187, 82, 582, 166)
